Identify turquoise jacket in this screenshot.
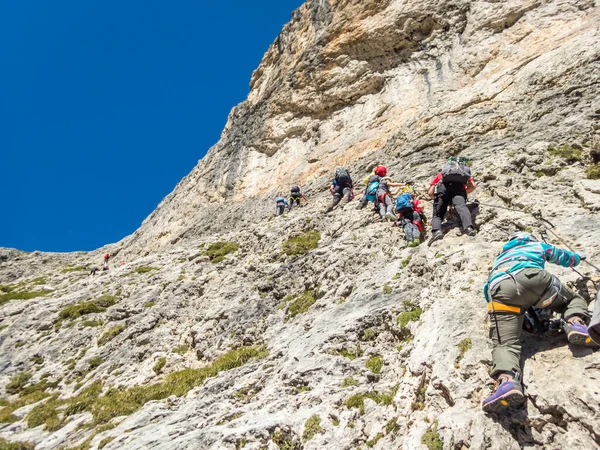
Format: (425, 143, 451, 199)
(484, 239, 580, 302)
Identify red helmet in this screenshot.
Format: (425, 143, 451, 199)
(374, 165, 387, 177)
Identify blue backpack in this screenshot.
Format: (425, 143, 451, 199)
(366, 181, 380, 202)
(395, 193, 414, 210)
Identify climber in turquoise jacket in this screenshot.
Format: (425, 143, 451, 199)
(482, 232, 597, 414)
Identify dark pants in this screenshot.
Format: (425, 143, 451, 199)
(328, 185, 352, 211)
(289, 197, 301, 209)
(431, 182, 472, 232)
(397, 208, 422, 241)
(276, 205, 285, 216)
(488, 268, 588, 377)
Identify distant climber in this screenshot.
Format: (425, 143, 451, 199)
(427, 156, 477, 245)
(289, 185, 307, 210)
(276, 195, 289, 216)
(357, 165, 403, 220)
(104, 253, 110, 264)
(482, 232, 597, 413)
(393, 185, 425, 247)
(325, 168, 354, 213)
(90, 267, 98, 276)
(357, 167, 378, 209)
(590, 289, 600, 345)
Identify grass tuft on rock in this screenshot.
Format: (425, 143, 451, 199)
(397, 302, 423, 328)
(203, 241, 240, 264)
(341, 377, 359, 388)
(0, 438, 35, 450)
(385, 417, 400, 434)
(98, 325, 125, 346)
(281, 231, 320, 257)
(422, 420, 443, 450)
(0, 290, 53, 307)
(91, 346, 267, 424)
(365, 356, 384, 374)
(366, 433, 384, 448)
(455, 338, 472, 367)
(286, 290, 316, 319)
(302, 415, 322, 442)
(586, 164, 600, 179)
(153, 357, 167, 374)
(548, 143, 583, 162)
(59, 296, 117, 321)
(345, 385, 398, 415)
(6, 372, 33, 395)
(173, 344, 189, 355)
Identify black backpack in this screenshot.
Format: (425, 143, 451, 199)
(291, 186, 300, 193)
(441, 157, 471, 184)
(335, 168, 352, 187)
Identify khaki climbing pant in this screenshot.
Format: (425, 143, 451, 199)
(487, 268, 588, 378)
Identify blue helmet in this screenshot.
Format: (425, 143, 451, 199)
(509, 231, 537, 244)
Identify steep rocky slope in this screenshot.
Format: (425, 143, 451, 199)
(1, 0, 600, 449)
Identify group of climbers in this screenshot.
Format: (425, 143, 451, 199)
(316, 158, 599, 414)
(275, 186, 308, 216)
(323, 156, 477, 247)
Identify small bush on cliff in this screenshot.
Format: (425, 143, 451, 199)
(281, 231, 320, 257)
(59, 296, 117, 321)
(0, 290, 52, 307)
(422, 421, 443, 450)
(203, 241, 240, 263)
(98, 325, 125, 346)
(303, 415, 322, 442)
(586, 164, 600, 179)
(0, 438, 35, 450)
(286, 291, 316, 319)
(548, 143, 583, 163)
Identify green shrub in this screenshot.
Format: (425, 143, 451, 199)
(82, 320, 102, 328)
(548, 143, 582, 162)
(173, 344, 189, 355)
(302, 415, 322, 442)
(382, 283, 392, 294)
(586, 164, 600, 179)
(95, 295, 117, 307)
(345, 385, 399, 415)
(0, 391, 50, 424)
(287, 291, 316, 319)
(0, 290, 52, 307)
(0, 438, 35, 450)
(26, 394, 61, 429)
(281, 231, 320, 257)
(401, 256, 412, 268)
(144, 301, 156, 308)
(361, 328, 376, 341)
(334, 347, 364, 360)
(98, 325, 125, 346)
(421, 421, 443, 450)
(365, 356, 384, 374)
(341, 377, 359, 388)
(135, 266, 159, 274)
(397, 302, 423, 328)
(98, 437, 115, 449)
(366, 433, 384, 448)
(6, 372, 32, 395)
(91, 346, 267, 424)
(455, 338, 472, 367)
(88, 356, 104, 370)
(59, 302, 104, 321)
(203, 242, 240, 264)
(385, 417, 400, 434)
(153, 357, 167, 374)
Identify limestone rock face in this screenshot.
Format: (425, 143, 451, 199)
(1, 1, 600, 449)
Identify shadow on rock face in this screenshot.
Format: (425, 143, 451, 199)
(521, 333, 568, 361)
(486, 409, 538, 447)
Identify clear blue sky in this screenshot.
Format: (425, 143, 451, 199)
(0, 0, 304, 252)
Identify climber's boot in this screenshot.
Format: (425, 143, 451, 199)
(427, 231, 443, 246)
(482, 373, 524, 413)
(325, 197, 341, 214)
(408, 239, 420, 248)
(465, 226, 477, 237)
(563, 321, 600, 348)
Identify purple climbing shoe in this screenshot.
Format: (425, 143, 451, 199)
(482, 377, 525, 413)
(563, 322, 600, 348)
